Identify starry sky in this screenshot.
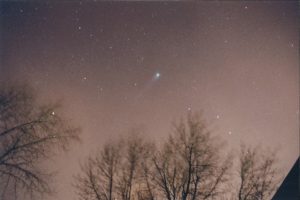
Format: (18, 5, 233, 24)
(0, 1, 298, 200)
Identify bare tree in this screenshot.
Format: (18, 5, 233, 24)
(236, 145, 281, 200)
(152, 113, 232, 200)
(135, 141, 156, 200)
(76, 112, 282, 200)
(0, 84, 80, 199)
(74, 131, 155, 200)
(74, 141, 121, 200)
(116, 132, 156, 200)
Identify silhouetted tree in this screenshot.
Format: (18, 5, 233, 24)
(0, 84, 80, 199)
(74, 141, 121, 200)
(236, 145, 280, 200)
(135, 140, 156, 200)
(152, 113, 232, 200)
(74, 131, 155, 200)
(116, 132, 155, 200)
(75, 113, 283, 200)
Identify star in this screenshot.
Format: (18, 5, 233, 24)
(216, 115, 220, 119)
(96, 85, 104, 92)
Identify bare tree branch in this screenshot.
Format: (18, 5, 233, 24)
(0, 84, 80, 200)
(236, 144, 281, 200)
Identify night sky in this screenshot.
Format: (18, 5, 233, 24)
(0, 1, 298, 200)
